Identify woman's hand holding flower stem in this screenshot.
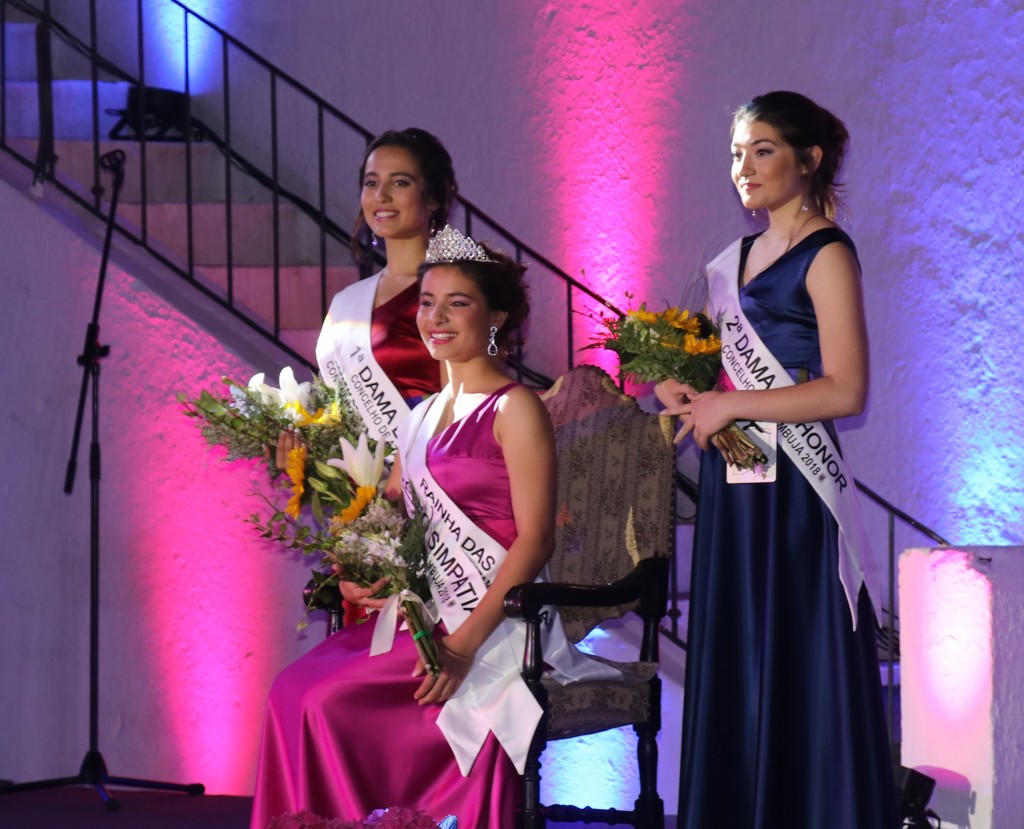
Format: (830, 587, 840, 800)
(413, 635, 475, 705)
(655, 380, 766, 467)
(656, 380, 733, 447)
(263, 428, 305, 471)
(337, 573, 390, 611)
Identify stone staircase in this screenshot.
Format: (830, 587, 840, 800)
(3, 12, 359, 364)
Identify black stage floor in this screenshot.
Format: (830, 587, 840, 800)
(0, 787, 678, 829)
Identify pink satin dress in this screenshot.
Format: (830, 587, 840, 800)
(250, 385, 521, 829)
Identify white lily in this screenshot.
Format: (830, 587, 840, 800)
(247, 367, 314, 422)
(327, 432, 386, 489)
(246, 372, 279, 406)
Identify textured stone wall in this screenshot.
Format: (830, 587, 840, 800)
(0, 166, 319, 793)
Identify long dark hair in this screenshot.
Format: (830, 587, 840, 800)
(352, 127, 459, 257)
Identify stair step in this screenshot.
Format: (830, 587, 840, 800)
(4, 79, 129, 139)
(3, 21, 38, 81)
(200, 265, 359, 330)
(118, 201, 354, 266)
(22, 138, 274, 203)
(278, 329, 321, 367)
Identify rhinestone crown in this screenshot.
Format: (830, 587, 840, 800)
(425, 224, 492, 263)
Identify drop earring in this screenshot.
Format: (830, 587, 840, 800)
(801, 199, 809, 213)
(487, 326, 498, 357)
(370, 232, 378, 247)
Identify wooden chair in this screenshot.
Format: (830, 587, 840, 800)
(504, 365, 676, 829)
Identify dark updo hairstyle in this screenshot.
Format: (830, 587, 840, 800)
(353, 127, 459, 257)
(732, 91, 849, 220)
(418, 244, 530, 354)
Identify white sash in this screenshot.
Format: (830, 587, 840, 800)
(395, 387, 620, 775)
(401, 390, 503, 625)
(707, 239, 881, 628)
(315, 273, 411, 445)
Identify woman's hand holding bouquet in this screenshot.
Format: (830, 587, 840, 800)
(591, 304, 768, 470)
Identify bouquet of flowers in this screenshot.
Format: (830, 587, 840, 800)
(267, 807, 456, 829)
(180, 367, 368, 522)
(252, 429, 439, 674)
(590, 303, 767, 470)
(183, 369, 439, 668)
(303, 501, 440, 676)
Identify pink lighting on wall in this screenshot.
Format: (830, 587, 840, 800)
(523, 4, 688, 375)
(916, 554, 992, 725)
(93, 274, 306, 794)
(900, 547, 994, 818)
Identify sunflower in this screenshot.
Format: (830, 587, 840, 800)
(339, 484, 377, 524)
(315, 400, 343, 425)
(627, 308, 660, 325)
(664, 307, 702, 333)
(684, 332, 722, 356)
(284, 445, 309, 519)
(285, 400, 325, 427)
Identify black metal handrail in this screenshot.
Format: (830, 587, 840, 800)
(3, 0, 620, 385)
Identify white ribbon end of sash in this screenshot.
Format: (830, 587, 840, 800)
(369, 593, 402, 657)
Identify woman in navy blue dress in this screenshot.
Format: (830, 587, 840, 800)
(657, 91, 897, 828)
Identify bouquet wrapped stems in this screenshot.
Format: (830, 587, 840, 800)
(401, 596, 442, 677)
(711, 420, 766, 468)
(707, 372, 767, 468)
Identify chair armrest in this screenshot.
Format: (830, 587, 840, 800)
(503, 556, 668, 622)
(504, 556, 669, 673)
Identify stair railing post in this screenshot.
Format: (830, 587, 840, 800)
(317, 103, 327, 319)
(87, 0, 102, 210)
(222, 34, 235, 304)
(135, 0, 149, 243)
(31, 0, 56, 186)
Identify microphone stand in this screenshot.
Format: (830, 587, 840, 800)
(0, 150, 204, 811)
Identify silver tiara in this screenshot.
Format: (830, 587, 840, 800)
(425, 224, 492, 263)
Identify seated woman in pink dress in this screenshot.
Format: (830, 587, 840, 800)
(250, 227, 617, 829)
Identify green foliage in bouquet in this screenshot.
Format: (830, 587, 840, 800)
(323, 498, 431, 599)
(180, 368, 364, 469)
(290, 496, 440, 673)
(588, 302, 723, 390)
(590, 301, 768, 471)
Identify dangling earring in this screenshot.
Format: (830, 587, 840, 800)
(487, 326, 498, 357)
(429, 218, 437, 236)
(800, 199, 809, 213)
(370, 232, 378, 247)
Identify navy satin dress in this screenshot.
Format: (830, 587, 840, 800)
(678, 228, 897, 828)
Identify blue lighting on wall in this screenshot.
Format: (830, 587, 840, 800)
(146, 1, 225, 95)
(873, 42, 1023, 545)
(913, 219, 1022, 544)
